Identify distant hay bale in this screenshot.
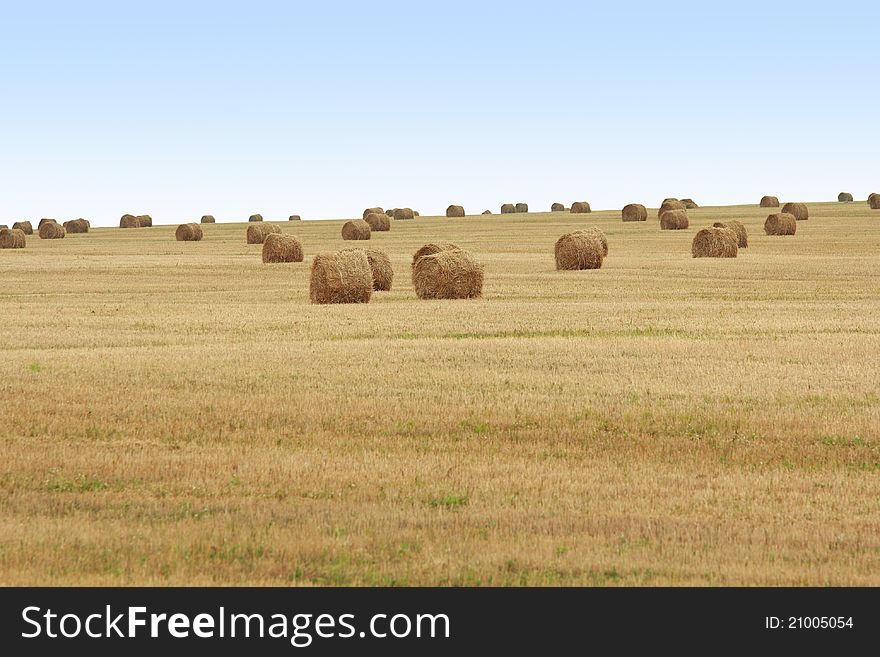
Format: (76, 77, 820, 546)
(759, 195, 780, 207)
(364, 212, 390, 231)
(120, 214, 140, 228)
(65, 218, 89, 234)
(838, 192, 853, 202)
(764, 213, 797, 235)
(309, 250, 373, 304)
(781, 202, 808, 220)
(201, 215, 216, 223)
(622, 203, 648, 222)
(0, 225, 6, 231)
(175, 223, 203, 241)
(249, 214, 264, 222)
(246, 223, 281, 244)
(392, 207, 414, 220)
(515, 203, 528, 213)
(660, 209, 689, 230)
(385, 209, 395, 217)
(482, 210, 492, 214)
(38, 221, 65, 239)
(551, 202, 565, 212)
(412, 249, 483, 299)
(0, 228, 26, 249)
(343, 247, 393, 290)
(692, 227, 738, 258)
(570, 201, 591, 214)
(868, 193, 880, 209)
(662, 198, 679, 204)
(137, 215, 153, 227)
(446, 204, 465, 217)
(712, 220, 747, 248)
(411, 242, 461, 267)
(38, 218, 57, 228)
(262, 233, 303, 263)
(363, 207, 384, 219)
(554, 231, 604, 270)
(681, 198, 698, 209)
(289, 214, 301, 221)
(341, 219, 371, 240)
(501, 203, 516, 214)
(658, 199, 686, 217)
(414, 210, 420, 217)
(12, 221, 33, 234)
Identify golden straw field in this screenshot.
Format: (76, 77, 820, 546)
(1, 202, 879, 585)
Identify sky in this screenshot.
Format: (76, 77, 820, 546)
(1, 1, 878, 226)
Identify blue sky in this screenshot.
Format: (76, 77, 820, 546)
(1, 1, 877, 225)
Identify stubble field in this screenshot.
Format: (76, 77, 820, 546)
(1, 202, 878, 585)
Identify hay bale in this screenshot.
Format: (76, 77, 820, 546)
(868, 193, 880, 209)
(515, 203, 528, 213)
(551, 202, 565, 212)
(364, 212, 391, 232)
(570, 201, 591, 214)
(137, 215, 153, 227)
(662, 197, 679, 204)
(385, 209, 395, 217)
(658, 199, 686, 217)
(38, 218, 57, 228)
(120, 214, 140, 228)
(289, 214, 301, 221)
(692, 227, 738, 258)
(362, 207, 384, 219)
(246, 223, 281, 244)
(262, 233, 303, 263)
(759, 195, 780, 207)
(175, 223, 203, 241)
(393, 207, 414, 220)
(838, 192, 853, 202)
(781, 202, 808, 221)
(446, 204, 465, 217)
(38, 221, 65, 239)
(414, 211, 420, 217)
(249, 214, 264, 222)
(554, 231, 604, 270)
(12, 221, 33, 235)
(681, 198, 698, 209)
(0, 228, 26, 249)
(764, 213, 797, 235)
(712, 220, 747, 248)
(309, 250, 373, 304)
(411, 242, 461, 267)
(0, 225, 6, 231)
(501, 203, 516, 214)
(65, 218, 89, 233)
(660, 209, 689, 230)
(622, 203, 648, 222)
(482, 210, 492, 214)
(574, 227, 608, 256)
(342, 219, 371, 240)
(343, 248, 393, 291)
(201, 215, 216, 223)
(412, 249, 483, 299)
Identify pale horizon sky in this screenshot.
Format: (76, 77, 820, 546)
(2, 1, 878, 226)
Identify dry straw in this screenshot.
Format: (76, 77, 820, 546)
(64, 219, 90, 233)
(289, 215, 301, 221)
(120, 214, 140, 228)
(551, 202, 564, 212)
(500, 204, 515, 214)
(446, 204, 465, 217)
(262, 233, 304, 263)
(38, 218, 57, 228)
(482, 210, 492, 214)
(412, 248, 483, 299)
(342, 219, 371, 240)
(622, 203, 647, 222)
(343, 248, 393, 290)
(201, 215, 216, 223)
(39, 222, 65, 239)
(764, 213, 797, 235)
(12, 221, 33, 235)
(692, 227, 738, 258)
(570, 201, 591, 214)
(660, 209, 689, 229)
(175, 223, 203, 241)
(868, 194, 880, 209)
(554, 231, 604, 270)
(362, 207, 384, 219)
(137, 215, 153, 227)
(246, 223, 281, 244)
(658, 199, 685, 218)
(364, 212, 391, 231)
(759, 196, 780, 208)
(309, 250, 373, 304)
(681, 198, 698, 209)
(515, 203, 528, 213)
(392, 208, 414, 220)
(0, 228, 26, 249)
(575, 227, 608, 256)
(712, 220, 747, 248)
(838, 192, 853, 202)
(781, 202, 808, 220)
(249, 214, 264, 222)
(411, 242, 460, 267)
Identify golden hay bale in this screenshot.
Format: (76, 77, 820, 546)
(175, 223, 203, 241)
(554, 231, 604, 270)
(39, 221, 65, 239)
(759, 195, 780, 207)
(12, 221, 33, 235)
(343, 247, 393, 291)
(38, 218, 57, 228)
(246, 223, 281, 244)
(574, 227, 608, 256)
(551, 202, 565, 212)
(482, 210, 492, 214)
(515, 203, 528, 213)
(681, 198, 698, 209)
(137, 214, 152, 227)
(363, 207, 384, 219)
(662, 197, 679, 204)
(342, 219, 371, 240)
(781, 202, 808, 220)
(249, 214, 264, 222)
(412, 249, 483, 299)
(0, 225, 6, 231)
(364, 212, 390, 232)
(838, 192, 853, 202)
(660, 209, 689, 229)
(501, 203, 516, 214)
(446, 204, 465, 217)
(570, 201, 591, 213)
(692, 227, 738, 258)
(201, 215, 216, 223)
(411, 242, 461, 267)
(393, 207, 414, 220)
(0, 228, 26, 249)
(622, 203, 648, 222)
(65, 218, 89, 234)
(120, 214, 140, 228)
(262, 233, 303, 263)
(309, 250, 373, 304)
(658, 199, 686, 217)
(764, 213, 797, 235)
(289, 214, 301, 221)
(385, 209, 395, 217)
(712, 220, 748, 248)
(868, 193, 880, 209)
